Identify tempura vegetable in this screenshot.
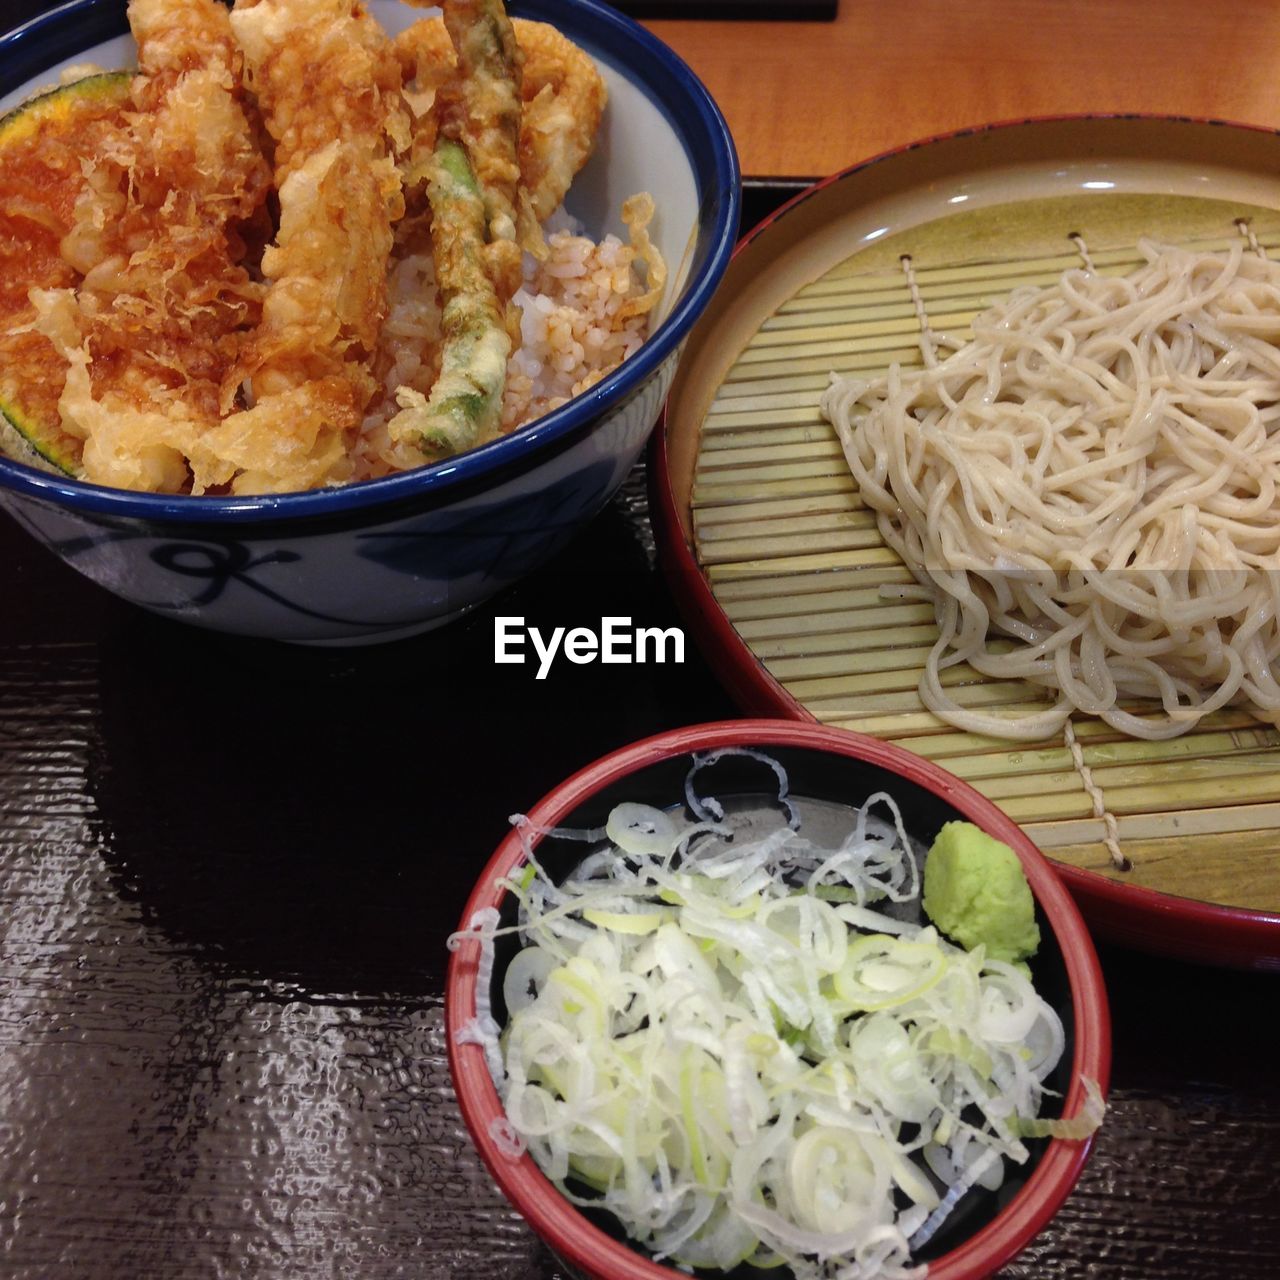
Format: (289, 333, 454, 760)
(394, 15, 607, 258)
(384, 2, 611, 458)
(514, 19, 606, 247)
(439, 0, 524, 305)
(383, 0, 522, 455)
(387, 140, 510, 454)
(0, 0, 661, 493)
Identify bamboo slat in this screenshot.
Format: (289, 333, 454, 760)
(939, 726, 1280, 783)
(697, 508, 879, 544)
(705, 546, 906, 580)
(769, 637, 1021, 683)
(698, 407, 829, 432)
(696, 438, 842, 470)
(700, 526, 888, 568)
(737, 609, 936, 645)
(724, 345, 924, 380)
(692, 475, 858, 507)
(772, 656, 999, 701)
(767, 643, 944, 683)
(1047, 827, 1280, 910)
(1025, 801, 1280, 849)
(878, 708, 1270, 763)
(701, 422, 831, 447)
(711, 564, 914, 607)
(703, 371, 840, 402)
(693, 492, 871, 528)
(796, 677, 1045, 721)
(828, 701, 1062, 741)
(753, 617, 938, 659)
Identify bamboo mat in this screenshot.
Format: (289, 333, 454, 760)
(691, 194, 1280, 912)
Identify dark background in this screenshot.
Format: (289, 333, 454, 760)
(2, 1, 1279, 1276)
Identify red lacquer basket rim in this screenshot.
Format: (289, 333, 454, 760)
(652, 114, 1280, 970)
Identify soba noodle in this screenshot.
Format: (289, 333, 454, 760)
(821, 240, 1280, 742)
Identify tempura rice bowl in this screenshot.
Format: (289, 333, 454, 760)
(0, 0, 739, 643)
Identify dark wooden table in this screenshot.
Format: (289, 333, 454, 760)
(2, 2, 1279, 1275)
(3, 363, 1279, 1279)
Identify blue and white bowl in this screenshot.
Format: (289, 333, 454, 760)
(0, 0, 739, 643)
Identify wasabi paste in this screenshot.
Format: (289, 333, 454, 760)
(923, 821, 1040, 964)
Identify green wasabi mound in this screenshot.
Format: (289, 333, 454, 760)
(923, 821, 1040, 965)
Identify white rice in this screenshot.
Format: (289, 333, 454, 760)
(502, 228, 653, 430)
(353, 213, 658, 481)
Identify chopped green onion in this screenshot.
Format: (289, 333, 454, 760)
(451, 753, 1103, 1279)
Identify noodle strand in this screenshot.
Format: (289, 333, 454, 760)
(822, 240, 1280, 741)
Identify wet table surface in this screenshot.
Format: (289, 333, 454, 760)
(1, 5, 1279, 1264)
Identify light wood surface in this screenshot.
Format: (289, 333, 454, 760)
(644, 0, 1280, 179)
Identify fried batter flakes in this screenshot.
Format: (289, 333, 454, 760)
(395, 16, 607, 260)
(215, 0, 407, 492)
(3, 0, 656, 494)
(513, 20, 606, 242)
(41, 0, 272, 492)
(0, 73, 130, 473)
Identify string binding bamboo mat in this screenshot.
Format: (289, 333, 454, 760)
(690, 194, 1280, 915)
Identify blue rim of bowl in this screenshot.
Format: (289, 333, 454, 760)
(0, 0, 740, 532)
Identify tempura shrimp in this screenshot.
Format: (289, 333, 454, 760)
(218, 0, 407, 491)
(229, 0, 406, 394)
(514, 19, 606, 238)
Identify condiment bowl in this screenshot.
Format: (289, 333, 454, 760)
(447, 719, 1111, 1280)
(0, 0, 738, 643)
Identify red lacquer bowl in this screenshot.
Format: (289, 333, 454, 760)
(447, 719, 1111, 1280)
